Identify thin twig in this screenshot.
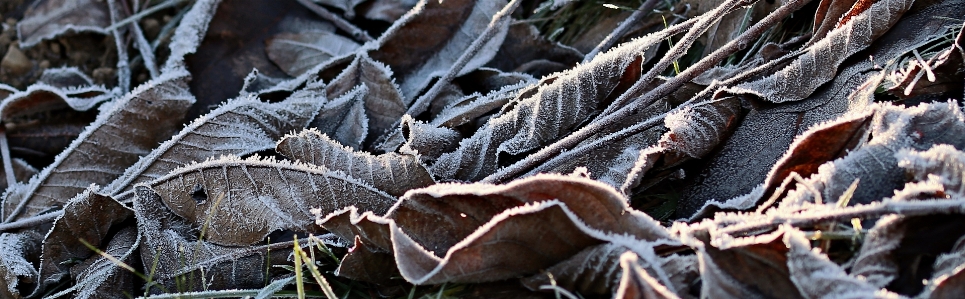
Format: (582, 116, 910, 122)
(584, 0, 662, 62)
(719, 199, 965, 237)
(405, 0, 523, 117)
(108, 0, 132, 92)
(295, 0, 374, 43)
(105, 0, 189, 32)
(484, 0, 813, 183)
(0, 210, 63, 232)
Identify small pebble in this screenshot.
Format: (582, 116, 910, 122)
(39, 60, 49, 69)
(1, 44, 32, 76)
(50, 43, 60, 55)
(137, 72, 147, 83)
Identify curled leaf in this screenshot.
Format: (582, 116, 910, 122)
(16, 0, 111, 47)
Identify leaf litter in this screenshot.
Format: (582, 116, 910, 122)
(0, 0, 963, 298)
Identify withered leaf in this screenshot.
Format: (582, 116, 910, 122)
(320, 174, 673, 284)
(0, 159, 36, 194)
(369, 0, 509, 102)
(311, 85, 369, 149)
(0, 232, 40, 298)
(325, 53, 405, 145)
(679, 1, 965, 216)
(920, 234, 965, 298)
(484, 22, 583, 77)
(783, 228, 891, 299)
(360, 0, 419, 22)
(728, 0, 915, 103)
(149, 155, 395, 246)
(16, 0, 111, 47)
(689, 227, 802, 299)
(312, 0, 367, 19)
(266, 30, 360, 77)
(133, 186, 293, 292)
(895, 144, 965, 197)
(276, 128, 434, 197)
(106, 93, 324, 200)
(36, 187, 133, 294)
(1, 70, 195, 223)
(431, 30, 668, 181)
(398, 115, 461, 163)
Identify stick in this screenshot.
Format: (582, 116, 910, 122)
(295, 0, 374, 43)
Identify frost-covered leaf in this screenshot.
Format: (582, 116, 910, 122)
(896, 145, 965, 197)
(313, 0, 367, 18)
(63, 226, 139, 299)
(0, 159, 36, 194)
(276, 128, 434, 197)
(106, 93, 324, 200)
(310, 85, 369, 149)
(679, 1, 965, 216)
(484, 22, 583, 77)
(1, 70, 195, 223)
(783, 227, 894, 299)
(368, 0, 510, 103)
(851, 213, 965, 296)
(361, 0, 419, 22)
(728, 0, 915, 103)
(0, 232, 40, 298)
(691, 227, 803, 299)
(149, 155, 395, 246)
(398, 116, 461, 163)
(16, 0, 111, 47)
(36, 187, 133, 293)
(183, 0, 328, 119)
(920, 234, 965, 298)
(325, 53, 405, 145)
(267, 30, 361, 77)
(613, 251, 682, 299)
(432, 30, 668, 181)
(886, 25, 965, 100)
(132, 185, 293, 293)
(319, 174, 674, 284)
(0, 83, 112, 120)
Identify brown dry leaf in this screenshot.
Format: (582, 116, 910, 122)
(810, 0, 858, 42)
(729, 0, 915, 103)
(310, 84, 369, 149)
(319, 174, 674, 284)
(431, 28, 667, 181)
(398, 116, 462, 163)
(895, 144, 965, 197)
(325, 53, 405, 146)
(276, 128, 434, 197)
(16, 0, 111, 47)
(683, 226, 803, 299)
(185, 0, 332, 120)
(0, 159, 36, 194)
(368, 0, 509, 102)
(35, 187, 133, 294)
(678, 0, 965, 217)
(132, 185, 293, 293)
(484, 22, 583, 77)
(105, 93, 324, 201)
(920, 234, 965, 298)
(266, 30, 360, 77)
(0, 70, 195, 223)
(149, 155, 395, 246)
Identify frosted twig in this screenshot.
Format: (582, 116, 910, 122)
(108, 0, 132, 92)
(405, 0, 523, 117)
(718, 198, 965, 237)
(584, 0, 663, 62)
(485, 0, 813, 183)
(295, 0, 374, 43)
(105, 0, 188, 32)
(0, 210, 62, 232)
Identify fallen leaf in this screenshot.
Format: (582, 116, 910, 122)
(149, 155, 396, 246)
(266, 30, 360, 77)
(613, 251, 683, 299)
(0, 232, 40, 298)
(105, 93, 324, 200)
(310, 84, 369, 149)
(276, 128, 434, 197)
(16, 0, 111, 47)
(62, 226, 139, 299)
(324, 53, 405, 146)
(369, 0, 510, 103)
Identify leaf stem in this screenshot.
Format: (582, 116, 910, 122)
(405, 0, 523, 117)
(295, 0, 374, 43)
(483, 0, 813, 183)
(0, 210, 63, 232)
